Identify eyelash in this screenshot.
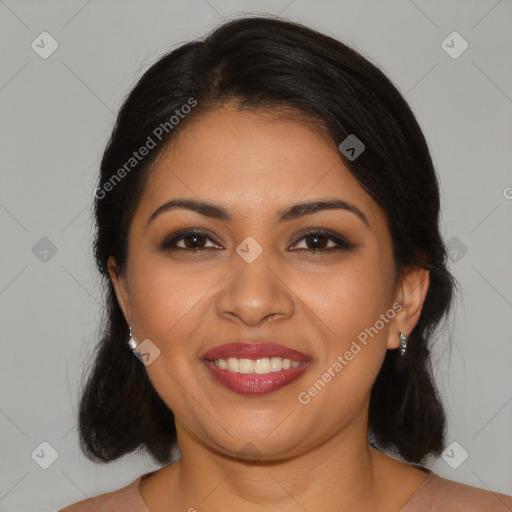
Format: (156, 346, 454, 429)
(160, 229, 352, 253)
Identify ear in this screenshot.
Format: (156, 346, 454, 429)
(387, 264, 430, 350)
(107, 255, 133, 327)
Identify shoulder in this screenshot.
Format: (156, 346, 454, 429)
(403, 471, 512, 511)
(58, 473, 150, 512)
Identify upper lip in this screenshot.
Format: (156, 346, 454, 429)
(201, 342, 311, 362)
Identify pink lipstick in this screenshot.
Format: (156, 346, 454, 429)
(201, 342, 311, 395)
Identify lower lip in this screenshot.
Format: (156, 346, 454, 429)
(203, 360, 310, 395)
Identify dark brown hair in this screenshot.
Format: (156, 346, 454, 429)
(79, 15, 458, 466)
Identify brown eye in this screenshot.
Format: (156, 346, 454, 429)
(290, 230, 351, 252)
(161, 230, 223, 251)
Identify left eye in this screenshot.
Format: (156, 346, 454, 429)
(290, 231, 351, 251)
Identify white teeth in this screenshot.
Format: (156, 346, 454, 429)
(270, 357, 282, 372)
(211, 357, 302, 374)
(238, 358, 254, 374)
(254, 358, 270, 374)
(227, 357, 239, 372)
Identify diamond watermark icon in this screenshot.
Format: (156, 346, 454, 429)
(338, 134, 365, 161)
(31, 32, 59, 59)
(134, 338, 161, 366)
(31, 441, 59, 469)
(442, 441, 469, 469)
(32, 237, 58, 263)
(447, 236, 468, 263)
(236, 236, 263, 263)
(237, 442, 262, 467)
(441, 31, 468, 59)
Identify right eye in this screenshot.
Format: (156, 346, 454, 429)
(160, 229, 224, 251)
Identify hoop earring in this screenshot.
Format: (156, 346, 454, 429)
(398, 331, 408, 356)
(127, 326, 138, 351)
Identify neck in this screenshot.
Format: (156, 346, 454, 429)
(169, 417, 386, 511)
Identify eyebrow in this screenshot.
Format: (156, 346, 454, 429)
(146, 198, 369, 228)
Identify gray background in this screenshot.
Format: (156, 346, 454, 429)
(1, 0, 511, 510)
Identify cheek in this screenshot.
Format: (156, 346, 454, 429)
(294, 252, 393, 335)
(128, 256, 214, 344)
(126, 258, 208, 418)
(296, 273, 392, 421)
(293, 250, 393, 390)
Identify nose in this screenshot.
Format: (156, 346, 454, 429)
(216, 246, 295, 326)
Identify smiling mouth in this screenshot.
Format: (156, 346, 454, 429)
(201, 342, 311, 395)
(209, 356, 302, 373)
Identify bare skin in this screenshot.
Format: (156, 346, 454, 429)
(109, 102, 431, 511)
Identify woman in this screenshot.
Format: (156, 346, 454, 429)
(60, 15, 512, 511)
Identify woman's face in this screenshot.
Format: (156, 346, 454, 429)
(109, 103, 426, 460)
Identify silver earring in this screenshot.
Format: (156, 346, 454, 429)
(398, 331, 408, 356)
(127, 326, 138, 351)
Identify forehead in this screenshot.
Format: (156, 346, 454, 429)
(134, 104, 385, 229)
